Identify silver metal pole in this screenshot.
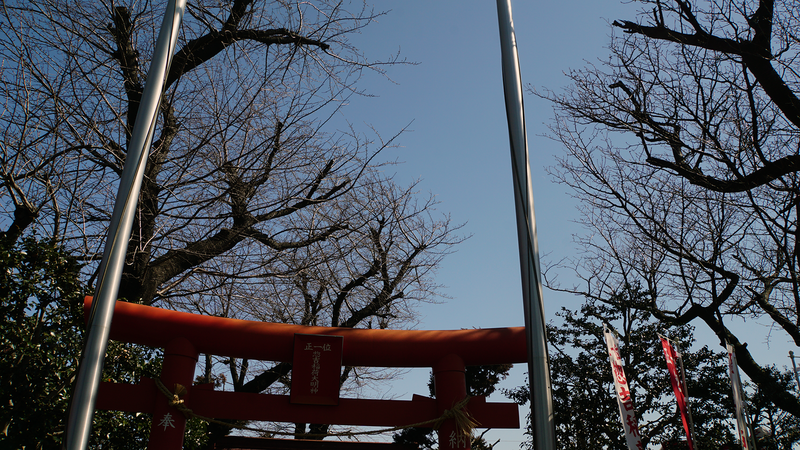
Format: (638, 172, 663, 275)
(64, 1, 186, 448)
(790, 351, 800, 392)
(495, 1, 556, 449)
(674, 343, 698, 443)
(728, 342, 758, 450)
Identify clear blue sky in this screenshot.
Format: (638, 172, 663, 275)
(326, 0, 639, 446)
(341, 0, 638, 331)
(322, 0, 797, 447)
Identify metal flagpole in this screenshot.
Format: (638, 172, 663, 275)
(64, 1, 187, 448)
(674, 341, 698, 443)
(790, 351, 800, 392)
(727, 342, 758, 450)
(495, 1, 556, 449)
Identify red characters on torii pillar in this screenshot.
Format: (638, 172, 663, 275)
(84, 297, 525, 449)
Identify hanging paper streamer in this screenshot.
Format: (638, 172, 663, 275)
(660, 336, 695, 450)
(604, 325, 644, 450)
(727, 343, 757, 450)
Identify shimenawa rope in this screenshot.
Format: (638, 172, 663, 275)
(154, 378, 477, 440)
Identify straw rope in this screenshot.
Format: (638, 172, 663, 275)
(154, 378, 478, 440)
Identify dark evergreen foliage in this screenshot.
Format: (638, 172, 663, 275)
(507, 287, 738, 449)
(0, 236, 205, 449)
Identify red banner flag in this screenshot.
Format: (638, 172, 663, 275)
(660, 337, 695, 450)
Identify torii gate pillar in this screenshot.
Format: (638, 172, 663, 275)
(148, 338, 198, 450)
(433, 354, 468, 450)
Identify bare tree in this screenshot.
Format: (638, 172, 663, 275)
(542, 0, 800, 418)
(0, 0, 463, 439)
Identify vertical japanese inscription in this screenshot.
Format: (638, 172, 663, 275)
(290, 334, 343, 405)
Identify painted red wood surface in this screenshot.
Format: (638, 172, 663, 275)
(290, 334, 343, 405)
(96, 381, 519, 429)
(84, 297, 523, 449)
(84, 297, 527, 367)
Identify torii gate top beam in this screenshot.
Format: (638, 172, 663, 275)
(85, 297, 527, 368)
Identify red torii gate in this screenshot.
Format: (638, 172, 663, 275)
(86, 298, 525, 450)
